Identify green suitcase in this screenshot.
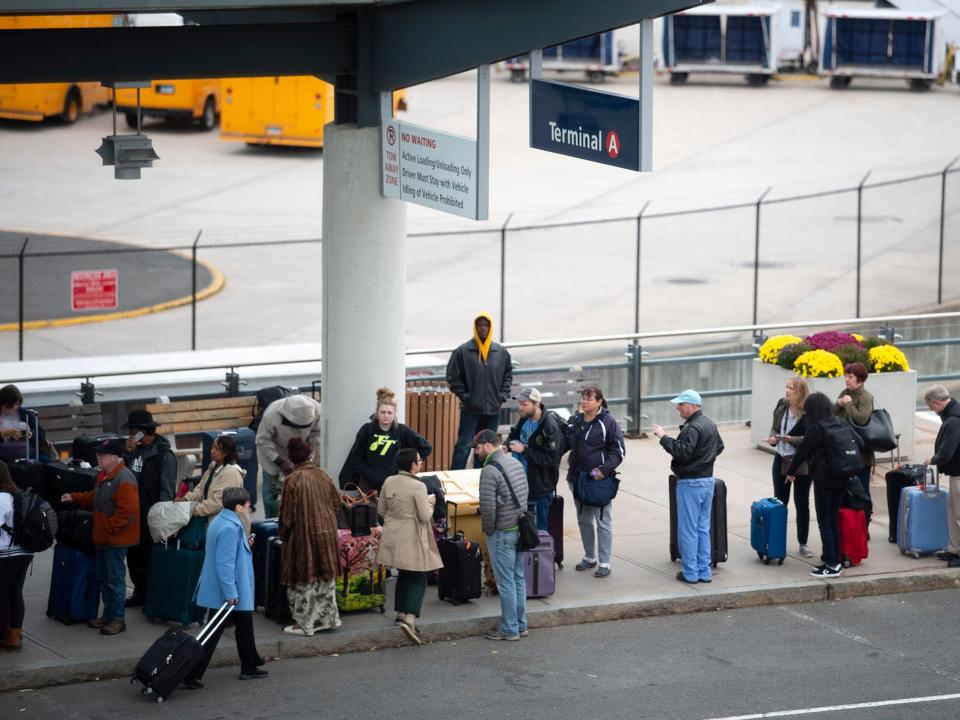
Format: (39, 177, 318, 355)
(144, 542, 206, 627)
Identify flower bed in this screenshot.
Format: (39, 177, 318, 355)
(758, 332, 910, 377)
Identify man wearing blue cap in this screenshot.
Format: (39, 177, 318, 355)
(653, 389, 724, 584)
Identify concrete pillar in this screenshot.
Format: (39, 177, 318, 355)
(321, 123, 407, 481)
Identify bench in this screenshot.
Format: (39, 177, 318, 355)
(510, 367, 601, 419)
(36, 402, 105, 459)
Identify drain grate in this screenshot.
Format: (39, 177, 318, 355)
(664, 276, 708, 285)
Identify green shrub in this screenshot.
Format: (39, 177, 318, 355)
(776, 341, 813, 370)
(833, 343, 870, 368)
(861, 335, 890, 350)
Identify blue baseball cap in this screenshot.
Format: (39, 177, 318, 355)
(670, 389, 702, 405)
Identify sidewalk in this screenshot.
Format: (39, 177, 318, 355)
(4, 421, 959, 693)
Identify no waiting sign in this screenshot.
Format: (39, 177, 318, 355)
(71, 269, 118, 311)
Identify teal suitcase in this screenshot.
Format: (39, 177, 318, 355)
(144, 542, 206, 627)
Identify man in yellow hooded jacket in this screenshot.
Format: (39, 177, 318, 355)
(445, 313, 514, 469)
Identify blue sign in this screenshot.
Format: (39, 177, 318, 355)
(530, 79, 641, 171)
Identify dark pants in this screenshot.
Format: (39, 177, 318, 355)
(856, 466, 872, 502)
(0, 555, 32, 628)
(529, 495, 551, 532)
(126, 534, 152, 599)
(814, 486, 845, 567)
(451, 410, 499, 470)
(772, 454, 812, 545)
(188, 608, 260, 680)
(394, 570, 428, 617)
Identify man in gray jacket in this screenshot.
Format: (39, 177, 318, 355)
(255, 394, 322, 519)
(476, 429, 528, 641)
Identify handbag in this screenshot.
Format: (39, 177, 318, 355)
(572, 470, 620, 507)
(851, 408, 898, 452)
(490, 462, 539, 551)
(338, 484, 379, 537)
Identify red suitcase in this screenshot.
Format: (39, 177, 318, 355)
(839, 507, 868, 567)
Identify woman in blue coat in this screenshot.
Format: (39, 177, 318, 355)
(186, 487, 266, 687)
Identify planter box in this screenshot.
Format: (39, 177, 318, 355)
(749, 359, 917, 460)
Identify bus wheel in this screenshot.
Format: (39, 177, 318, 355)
(669, 72, 688, 85)
(124, 112, 139, 129)
(61, 89, 81, 124)
(908, 78, 932, 91)
(587, 70, 606, 84)
(198, 97, 217, 131)
(746, 74, 770, 86)
(510, 68, 526, 83)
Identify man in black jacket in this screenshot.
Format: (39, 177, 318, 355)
(653, 389, 724, 585)
(446, 312, 513, 469)
(923, 385, 960, 566)
(507, 388, 562, 530)
(122, 409, 177, 607)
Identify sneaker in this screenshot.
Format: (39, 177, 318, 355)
(486, 631, 520, 641)
(594, 566, 611, 578)
(239, 668, 269, 680)
(936, 551, 960, 561)
(799, 544, 814, 558)
(100, 619, 126, 635)
(809, 564, 842, 578)
(575, 559, 598, 571)
(282, 625, 314, 637)
(399, 621, 422, 646)
(676, 571, 698, 585)
(519, 629, 529, 638)
(87, 617, 106, 629)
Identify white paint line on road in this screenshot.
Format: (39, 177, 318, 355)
(703, 692, 960, 720)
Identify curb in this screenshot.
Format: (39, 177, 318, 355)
(4, 568, 959, 694)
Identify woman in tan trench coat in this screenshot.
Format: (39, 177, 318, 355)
(375, 448, 443, 645)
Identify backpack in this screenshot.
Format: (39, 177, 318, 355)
(3, 489, 57, 552)
(249, 386, 298, 434)
(821, 420, 863, 479)
(548, 411, 571, 456)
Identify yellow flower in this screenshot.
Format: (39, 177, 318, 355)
(851, 333, 865, 342)
(869, 345, 909, 373)
(759, 335, 803, 364)
(794, 349, 844, 378)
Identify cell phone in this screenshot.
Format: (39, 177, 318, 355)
(133, 431, 145, 443)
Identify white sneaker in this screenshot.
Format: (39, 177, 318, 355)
(799, 544, 814, 558)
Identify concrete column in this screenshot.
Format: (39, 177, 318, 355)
(321, 123, 407, 482)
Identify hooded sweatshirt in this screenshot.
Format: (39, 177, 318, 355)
(255, 394, 323, 476)
(445, 313, 514, 416)
(339, 416, 433, 493)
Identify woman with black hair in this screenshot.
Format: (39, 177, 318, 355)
(177, 435, 245, 524)
(0, 462, 32, 651)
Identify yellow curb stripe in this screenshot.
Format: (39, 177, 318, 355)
(0, 256, 225, 332)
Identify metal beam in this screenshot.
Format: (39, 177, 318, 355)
(0, 0, 372, 11)
(0, 23, 350, 83)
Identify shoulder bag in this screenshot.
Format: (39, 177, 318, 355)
(490, 462, 539, 551)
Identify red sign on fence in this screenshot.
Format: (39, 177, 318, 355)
(71, 269, 118, 311)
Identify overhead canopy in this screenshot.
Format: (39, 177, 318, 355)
(0, 0, 706, 124)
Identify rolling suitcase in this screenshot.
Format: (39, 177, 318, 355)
(750, 497, 788, 565)
(547, 493, 564, 568)
(71, 434, 119, 467)
(436, 502, 482, 604)
(885, 464, 924, 542)
(336, 527, 386, 613)
(669, 476, 728, 567)
(839, 507, 869, 567)
(133, 602, 232, 704)
(264, 536, 292, 624)
(55, 509, 95, 555)
(47, 543, 99, 624)
(525, 531, 556, 598)
(4, 458, 49, 497)
(251, 518, 279, 608)
(45, 461, 98, 512)
(897, 467, 950, 558)
(201, 429, 259, 510)
(143, 541, 206, 627)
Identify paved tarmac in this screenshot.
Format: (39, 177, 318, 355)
(2, 421, 958, 694)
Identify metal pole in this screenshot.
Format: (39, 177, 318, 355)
(18, 237, 28, 361)
(937, 157, 959, 305)
(634, 201, 650, 335)
(752, 188, 771, 326)
(500, 212, 512, 343)
(855, 171, 871, 319)
(191, 230, 201, 351)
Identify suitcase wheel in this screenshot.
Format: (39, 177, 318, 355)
(899, 548, 906, 556)
(142, 687, 153, 696)
(911, 552, 920, 560)
(757, 551, 764, 561)
(777, 558, 784, 566)
(763, 557, 771, 566)
(557, 561, 563, 570)
(888, 536, 896, 543)
(378, 605, 385, 614)
(156, 696, 164, 704)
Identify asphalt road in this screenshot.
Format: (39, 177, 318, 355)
(3, 589, 959, 720)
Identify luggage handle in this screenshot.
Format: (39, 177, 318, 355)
(445, 500, 459, 537)
(923, 466, 940, 496)
(196, 602, 233, 646)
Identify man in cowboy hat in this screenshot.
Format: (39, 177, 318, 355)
(122, 409, 177, 607)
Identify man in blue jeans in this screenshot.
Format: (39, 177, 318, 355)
(476, 429, 528, 641)
(653, 389, 725, 585)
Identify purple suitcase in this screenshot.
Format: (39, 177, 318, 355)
(524, 531, 555, 598)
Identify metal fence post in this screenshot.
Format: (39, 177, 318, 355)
(191, 230, 202, 351)
(938, 157, 959, 305)
(634, 201, 650, 335)
(625, 343, 643, 436)
(18, 237, 28, 361)
(499, 213, 512, 343)
(752, 188, 771, 326)
(855, 171, 871, 318)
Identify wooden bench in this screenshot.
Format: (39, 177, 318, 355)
(510, 368, 601, 418)
(36, 403, 105, 458)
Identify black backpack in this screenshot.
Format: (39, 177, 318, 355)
(821, 420, 863, 479)
(249, 386, 298, 433)
(3, 489, 57, 552)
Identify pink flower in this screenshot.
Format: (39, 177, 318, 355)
(805, 331, 863, 352)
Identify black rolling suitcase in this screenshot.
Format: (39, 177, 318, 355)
(45, 461, 98, 511)
(132, 602, 232, 703)
(72, 434, 119, 467)
(885, 464, 924, 542)
(547, 493, 564, 568)
(264, 537, 292, 624)
(669, 475, 728, 567)
(437, 501, 483, 605)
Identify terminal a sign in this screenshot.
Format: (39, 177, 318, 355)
(381, 120, 483, 220)
(530, 79, 642, 171)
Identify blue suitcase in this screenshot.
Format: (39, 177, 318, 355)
(251, 518, 279, 608)
(47, 544, 100, 624)
(202, 428, 259, 509)
(144, 541, 206, 627)
(750, 497, 788, 565)
(897, 470, 950, 558)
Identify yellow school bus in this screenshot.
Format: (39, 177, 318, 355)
(0, 15, 113, 123)
(113, 15, 221, 131)
(220, 76, 406, 148)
